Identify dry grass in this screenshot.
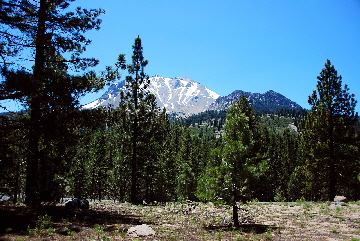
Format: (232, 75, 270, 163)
(1, 201, 360, 240)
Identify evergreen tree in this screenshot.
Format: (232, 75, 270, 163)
(144, 107, 179, 202)
(176, 127, 197, 201)
(109, 105, 132, 201)
(259, 128, 300, 201)
(302, 59, 358, 200)
(120, 36, 157, 203)
(0, 111, 28, 203)
(222, 95, 257, 227)
(0, 0, 120, 205)
(196, 146, 228, 203)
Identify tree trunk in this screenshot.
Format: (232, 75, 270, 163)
(130, 71, 140, 204)
(329, 112, 336, 201)
(232, 168, 240, 228)
(25, 98, 41, 206)
(233, 203, 240, 228)
(25, 0, 47, 207)
(13, 157, 20, 204)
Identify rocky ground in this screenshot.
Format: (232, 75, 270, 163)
(1, 201, 360, 240)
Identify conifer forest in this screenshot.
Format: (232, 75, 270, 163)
(1, 0, 360, 210)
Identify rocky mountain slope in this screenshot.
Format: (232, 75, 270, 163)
(208, 90, 303, 113)
(82, 76, 304, 115)
(82, 76, 220, 115)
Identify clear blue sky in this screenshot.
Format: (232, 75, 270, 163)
(3, 0, 360, 112)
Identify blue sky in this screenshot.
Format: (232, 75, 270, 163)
(3, 0, 360, 112)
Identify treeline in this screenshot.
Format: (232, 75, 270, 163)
(174, 108, 307, 139)
(1, 89, 359, 204)
(175, 107, 307, 129)
(0, 104, 298, 202)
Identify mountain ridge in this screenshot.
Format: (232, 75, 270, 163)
(82, 76, 304, 114)
(208, 89, 303, 113)
(82, 76, 220, 115)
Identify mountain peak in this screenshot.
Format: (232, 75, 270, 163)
(82, 76, 303, 115)
(82, 76, 221, 115)
(208, 89, 303, 113)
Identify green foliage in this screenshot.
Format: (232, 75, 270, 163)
(36, 214, 53, 231)
(28, 214, 54, 236)
(0, 111, 28, 203)
(94, 225, 110, 241)
(301, 59, 359, 200)
(196, 148, 229, 203)
(119, 36, 157, 203)
(0, 0, 119, 206)
(258, 127, 301, 201)
(223, 108, 254, 201)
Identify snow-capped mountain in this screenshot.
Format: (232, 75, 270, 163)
(82, 76, 221, 115)
(208, 90, 303, 113)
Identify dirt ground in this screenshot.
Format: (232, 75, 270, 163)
(0, 201, 360, 240)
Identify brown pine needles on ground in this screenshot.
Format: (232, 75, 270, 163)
(1, 201, 360, 240)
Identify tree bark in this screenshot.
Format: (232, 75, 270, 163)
(329, 112, 336, 201)
(25, 0, 46, 206)
(233, 203, 240, 228)
(130, 74, 139, 204)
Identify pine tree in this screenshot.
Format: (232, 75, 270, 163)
(223, 95, 256, 227)
(176, 127, 197, 201)
(302, 59, 358, 200)
(260, 128, 300, 201)
(0, 0, 116, 205)
(0, 111, 28, 203)
(120, 36, 156, 204)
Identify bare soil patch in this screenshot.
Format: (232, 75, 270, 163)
(0, 201, 360, 240)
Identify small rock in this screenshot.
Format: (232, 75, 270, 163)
(127, 224, 155, 237)
(334, 196, 347, 202)
(328, 203, 337, 210)
(223, 216, 233, 225)
(334, 196, 347, 203)
(65, 198, 89, 210)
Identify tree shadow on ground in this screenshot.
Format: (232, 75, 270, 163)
(205, 223, 277, 234)
(0, 204, 143, 237)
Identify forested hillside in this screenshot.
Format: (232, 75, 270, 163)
(208, 89, 304, 113)
(1, 79, 359, 204)
(175, 108, 308, 140)
(0, 1, 359, 216)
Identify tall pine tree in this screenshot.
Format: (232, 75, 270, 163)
(0, 0, 118, 205)
(302, 59, 358, 200)
(120, 36, 155, 204)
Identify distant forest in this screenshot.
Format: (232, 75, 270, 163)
(0, 1, 359, 209)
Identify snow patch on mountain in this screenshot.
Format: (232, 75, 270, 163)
(82, 76, 221, 115)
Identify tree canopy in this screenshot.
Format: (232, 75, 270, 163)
(302, 59, 359, 200)
(0, 0, 117, 206)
